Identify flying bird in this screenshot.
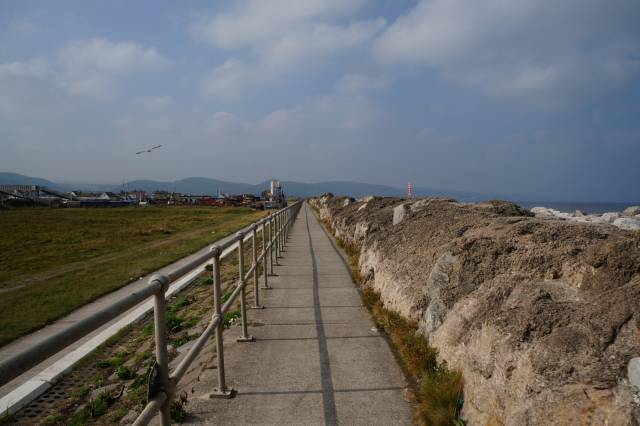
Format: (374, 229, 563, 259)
(136, 145, 163, 155)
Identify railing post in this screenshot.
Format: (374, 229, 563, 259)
(262, 220, 270, 288)
(151, 274, 171, 426)
(210, 246, 234, 398)
(272, 213, 278, 265)
(280, 211, 284, 252)
(250, 224, 263, 308)
(276, 212, 281, 259)
(286, 209, 290, 240)
(278, 211, 283, 253)
(236, 232, 255, 342)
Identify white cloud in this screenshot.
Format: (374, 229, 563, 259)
(262, 19, 385, 68)
(374, 0, 640, 106)
(202, 59, 260, 99)
(61, 38, 168, 73)
(336, 73, 392, 94)
(193, 1, 385, 98)
(132, 95, 174, 111)
(191, 0, 368, 49)
(0, 59, 70, 124)
(0, 59, 49, 78)
(60, 38, 169, 97)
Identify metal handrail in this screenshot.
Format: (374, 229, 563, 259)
(133, 201, 301, 425)
(0, 201, 302, 426)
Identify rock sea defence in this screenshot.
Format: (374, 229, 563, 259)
(530, 206, 640, 231)
(309, 195, 640, 425)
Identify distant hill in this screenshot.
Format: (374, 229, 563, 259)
(0, 172, 61, 189)
(125, 177, 258, 196)
(0, 172, 496, 201)
(124, 178, 492, 200)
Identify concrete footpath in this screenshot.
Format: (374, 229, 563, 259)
(183, 204, 412, 425)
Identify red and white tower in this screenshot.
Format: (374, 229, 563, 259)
(407, 182, 413, 199)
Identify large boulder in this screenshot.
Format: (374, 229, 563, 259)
(623, 206, 640, 217)
(342, 197, 355, 207)
(601, 212, 621, 223)
(531, 207, 573, 220)
(613, 217, 640, 231)
(410, 198, 431, 213)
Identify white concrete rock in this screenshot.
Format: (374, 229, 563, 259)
(531, 207, 639, 231)
(530, 207, 573, 220)
(573, 215, 607, 224)
(530, 207, 553, 217)
(393, 203, 410, 225)
(343, 198, 353, 207)
(601, 212, 621, 223)
(629, 357, 640, 389)
(622, 206, 640, 216)
(410, 199, 430, 213)
(613, 217, 640, 231)
(358, 195, 375, 203)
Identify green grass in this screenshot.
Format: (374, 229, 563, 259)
(116, 365, 136, 380)
(223, 310, 240, 328)
(362, 288, 464, 425)
(0, 206, 264, 346)
(68, 391, 114, 425)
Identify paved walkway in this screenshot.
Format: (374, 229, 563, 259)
(183, 204, 412, 425)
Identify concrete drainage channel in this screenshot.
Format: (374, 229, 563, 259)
(0, 202, 301, 425)
(5, 266, 234, 424)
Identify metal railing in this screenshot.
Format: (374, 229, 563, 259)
(0, 201, 302, 425)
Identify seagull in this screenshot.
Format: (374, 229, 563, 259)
(136, 145, 163, 155)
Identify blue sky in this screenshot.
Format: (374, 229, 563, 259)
(1, 0, 639, 201)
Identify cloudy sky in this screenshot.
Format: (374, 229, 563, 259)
(1, 0, 639, 201)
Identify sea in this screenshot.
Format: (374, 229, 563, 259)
(515, 201, 638, 215)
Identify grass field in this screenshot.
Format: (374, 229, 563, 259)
(0, 206, 265, 346)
